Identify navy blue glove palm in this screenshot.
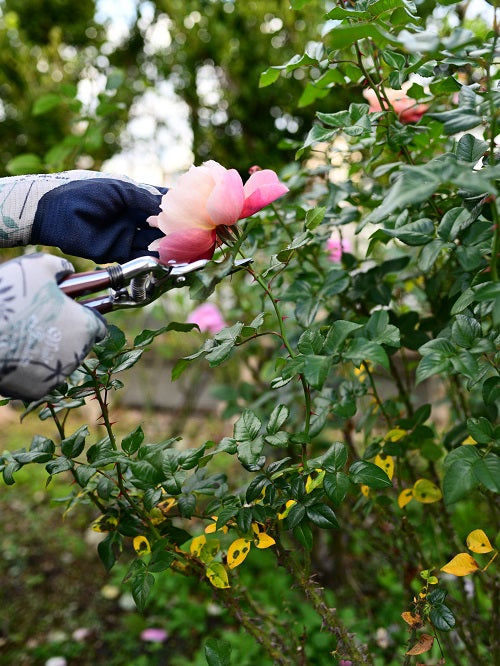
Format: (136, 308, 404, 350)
(0, 170, 167, 264)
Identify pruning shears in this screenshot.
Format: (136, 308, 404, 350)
(60, 256, 252, 314)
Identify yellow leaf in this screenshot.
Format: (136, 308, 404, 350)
(227, 538, 252, 569)
(251, 522, 264, 534)
(361, 484, 371, 498)
(385, 428, 407, 442)
(149, 508, 167, 525)
(200, 539, 220, 564)
(375, 453, 394, 480)
(406, 633, 434, 655)
(398, 488, 413, 509)
(254, 532, 276, 549)
(205, 516, 229, 534)
(90, 515, 118, 533)
(278, 499, 296, 520)
(413, 478, 442, 504)
(462, 435, 477, 445)
(158, 497, 176, 515)
(441, 553, 479, 576)
(190, 535, 207, 557)
(401, 611, 423, 628)
(133, 536, 151, 557)
(305, 469, 325, 493)
(466, 529, 494, 554)
(206, 562, 230, 588)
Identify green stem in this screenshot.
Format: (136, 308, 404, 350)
(362, 361, 391, 426)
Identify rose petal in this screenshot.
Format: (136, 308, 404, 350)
(157, 228, 216, 264)
(206, 168, 245, 226)
(240, 169, 289, 218)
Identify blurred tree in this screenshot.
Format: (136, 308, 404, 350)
(0, 0, 149, 175)
(151, 0, 342, 173)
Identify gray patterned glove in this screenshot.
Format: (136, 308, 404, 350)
(0, 253, 107, 400)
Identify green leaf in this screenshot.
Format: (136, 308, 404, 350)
(305, 206, 326, 230)
(455, 133, 489, 163)
(2, 461, 22, 484)
(149, 545, 175, 573)
(112, 350, 144, 373)
(287, 502, 306, 529)
(473, 454, 500, 493)
(345, 338, 389, 370)
(98, 533, 120, 572)
(321, 442, 349, 472)
(442, 458, 479, 504)
(306, 503, 339, 529)
(122, 426, 145, 455)
(452, 315, 481, 349)
(323, 320, 362, 354)
(349, 461, 392, 489)
(293, 523, 313, 551)
(45, 457, 74, 475)
(381, 218, 435, 246)
(234, 410, 261, 441)
(6, 153, 43, 175)
(205, 638, 232, 666)
(364, 310, 400, 347)
(61, 425, 89, 458)
(131, 567, 155, 612)
(303, 355, 333, 390)
(467, 417, 493, 444)
(267, 404, 289, 435)
(298, 329, 324, 355)
(429, 604, 456, 631)
(32, 94, 62, 115)
(178, 493, 196, 518)
(324, 471, 350, 505)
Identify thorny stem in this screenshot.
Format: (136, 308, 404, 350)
(362, 361, 391, 426)
(82, 363, 161, 539)
(274, 534, 373, 665)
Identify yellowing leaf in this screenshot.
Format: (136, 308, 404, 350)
(466, 529, 494, 554)
(401, 611, 423, 628)
(441, 553, 479, 576)
(406, 633, 434, 656)
(305, 469, 325, 493)
(90, 515, 118, 533)
(200, 539, 220, 564)
(254, 532, 276, 549)
(149, 507, 167, 525)
(462, 435, 477, 445)
(206, 561, 230, 588)
(413, 478, 442, 504)
(398, 488, 413, 508)
(385, 428, 407, 442)
(227, 538, 252, 569)
(278, 499, 296, 520)
(158, 497, 176, 514)
(375, 454, 394, 480)
(361, 484, 371, 498)
(190, 535, 207, 557)
(133, 535, 151, 556)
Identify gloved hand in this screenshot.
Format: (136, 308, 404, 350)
(0, 253, 107, 401)
(0, 170, 167, 264)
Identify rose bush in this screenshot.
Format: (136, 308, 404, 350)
(147, 160, 288, 263)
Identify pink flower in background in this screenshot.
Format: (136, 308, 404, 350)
(188, 303, 227, 334)
(148, 160, 289, 264)
(363, 85, 428, 124)
(140, 628, 168, 643)
(326, 236, 351, 263)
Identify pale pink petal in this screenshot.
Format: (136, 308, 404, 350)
(362, 88, 384, 112)
(240, 170, 289, 219)
(153, 166, 216, 234)
(206, 168, 245, 226)
(147, 214, 160, 228)
(157, 228, 216, 264)
(148, 237, 162, 251)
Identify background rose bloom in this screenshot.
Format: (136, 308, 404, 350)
(187, 302, 227, 334)
(148, 160, 288, 264)
(326, 236, 352, 263)
(140, 628, 168, 643)
(363, 85, 428, 123)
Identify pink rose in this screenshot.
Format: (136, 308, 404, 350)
(363, 85, 428, 124)
(140, 628, 168, 643)
(148, 160, 289, 264)
(326, 236, 351, 263)
(188, 303, 227, 334)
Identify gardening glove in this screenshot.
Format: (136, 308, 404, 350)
(0, 253, 107, 401)
(0, 170, 167, 263)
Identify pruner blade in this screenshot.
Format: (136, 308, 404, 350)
(60, 256, 252, 313)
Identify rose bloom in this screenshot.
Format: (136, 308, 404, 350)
(363, 85, 428, 124)
(188, 302, 227, 335)
(140, 628, 168, 643)
(326, 236, 351, 263)
(148, 160, 288, 264)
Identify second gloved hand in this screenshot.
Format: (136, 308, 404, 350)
(0, 170, 167, 263)
(0, 253, 107, 401)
